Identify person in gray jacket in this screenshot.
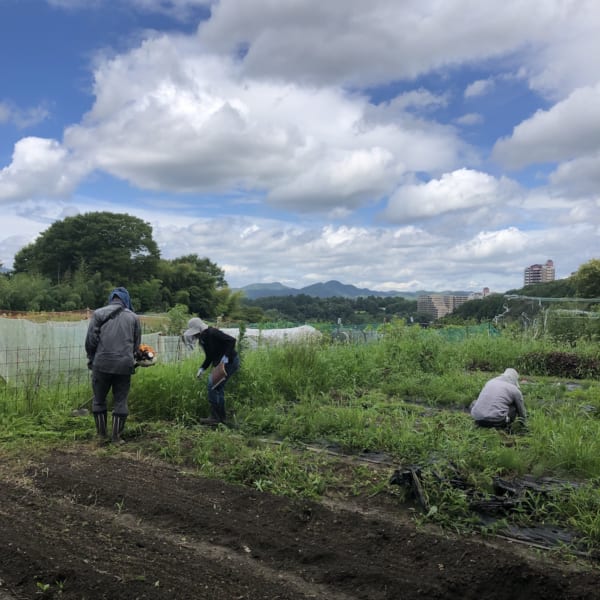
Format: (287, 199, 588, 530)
(85, 287, 141, 443)
(470, 368, 527, 429)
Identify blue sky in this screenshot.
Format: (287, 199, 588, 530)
(1, 0, 598, 293)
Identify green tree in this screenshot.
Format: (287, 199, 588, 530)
(0, 272, 9, 309)
(508, 277, 577, 298)
(166, 304, 192, 335)
(214, 287, 245, 320)
(0, 273, 53, 311)
(242, 294, 416, 325)
(443, 293, 506, 324)
(158, 254, 225, 316)
(239, 304, 265, 323)
(573, 258, 600, 298)
(13, 212, 160, 284)
(130, 278, 164, 312)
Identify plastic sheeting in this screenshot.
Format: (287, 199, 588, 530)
(0, 318, 90, 385)
(224, 325, 322, 350)
(0, 319, 322, 384)
(0, 319, 176, 385)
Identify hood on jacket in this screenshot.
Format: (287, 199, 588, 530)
(108, 287, 133, 311)
(498, 368, 519, 387)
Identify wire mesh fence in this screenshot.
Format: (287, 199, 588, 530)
(0, 346, 91, 414)
(0, 334, 191, 414)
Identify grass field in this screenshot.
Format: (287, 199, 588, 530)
(2, 321, 600, 558)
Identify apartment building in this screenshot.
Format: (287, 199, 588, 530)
(417, 294, 470, 320)
(524, 259, 555, 286)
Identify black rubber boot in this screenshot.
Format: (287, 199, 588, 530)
(207, 398, 227, 423)
(111, 414, 127, 444)
(199, 405, 222, 426)
(93, 411, 107, 437)
(216, 403, 226, 424)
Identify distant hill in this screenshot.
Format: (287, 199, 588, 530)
(300, 280, 403, 299)
(237, 282, 295, 298)
(237, 280, 471, 300)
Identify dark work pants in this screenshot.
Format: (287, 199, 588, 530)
(475, 405, 517, 429)
(92, 370, 131, 416)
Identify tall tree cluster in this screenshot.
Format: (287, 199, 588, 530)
(2, 212, 235, 317)
(243, 294, 417, 324)
(13, 212, 160, 284)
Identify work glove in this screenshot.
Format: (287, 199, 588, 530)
(196, 367, 205, 379)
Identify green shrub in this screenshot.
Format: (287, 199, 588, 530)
(519, 351, 600, 379)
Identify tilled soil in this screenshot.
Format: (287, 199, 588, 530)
(1, 446, 599, 599)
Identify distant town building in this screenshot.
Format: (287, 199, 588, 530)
(468, 287, 492, 301)
(524, 260, 555, 286)
(417, 294, 470, 320)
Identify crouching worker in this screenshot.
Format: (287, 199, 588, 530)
(470, 368, 527, 430)
(183, 317, 240, 426)
(85, 287, 141, 443)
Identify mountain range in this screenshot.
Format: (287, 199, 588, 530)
(236, 280, 472, 300)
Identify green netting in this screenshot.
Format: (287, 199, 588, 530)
(436, 323, 500, 341)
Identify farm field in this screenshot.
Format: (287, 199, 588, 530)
(2, 323, 600, 598)
(1, 442, 600, 600)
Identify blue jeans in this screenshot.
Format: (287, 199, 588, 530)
(207, 354, 240, 421)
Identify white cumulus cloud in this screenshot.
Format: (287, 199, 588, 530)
(493, 84, 600, 170)
(382, 169, 517, 222)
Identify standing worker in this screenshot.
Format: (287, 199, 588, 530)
(85, 287, 141, 443)
(470, 368, 527, 430)
(183, 317, 240, 426)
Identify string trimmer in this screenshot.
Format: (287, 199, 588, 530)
(71, 396, 93, 417)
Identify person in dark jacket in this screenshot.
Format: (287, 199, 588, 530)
(183, 317, 240, 426)
(85, 287, 141, 443)
(470, 368, 527, 430)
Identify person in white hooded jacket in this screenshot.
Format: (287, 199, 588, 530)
(470, 368, 527, 429)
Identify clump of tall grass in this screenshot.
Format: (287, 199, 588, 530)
(559, 483, 600, 545)
(527, 410, 600, 478)
(460, 333, 547, 373)
(129, 359, 205, 420)
(235, 339, 376, 405)
(0, 374, 92, 418)
(519, 350, 600, 379)
(379, 323, 459, 375)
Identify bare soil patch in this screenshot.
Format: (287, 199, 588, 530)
(1, 445, 599, 599)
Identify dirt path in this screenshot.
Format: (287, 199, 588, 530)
(1, 446, 599, 599)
